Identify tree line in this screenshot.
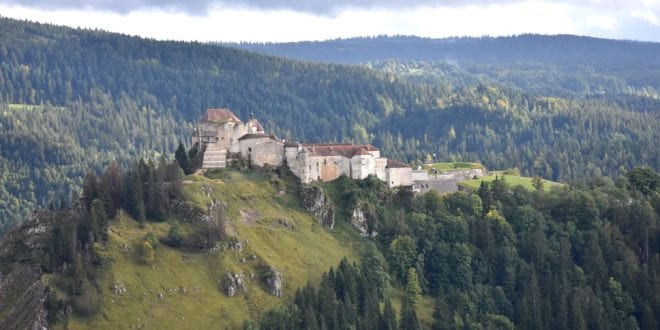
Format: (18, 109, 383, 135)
(42, 155, 186, 322)
(1, 17, 658, 235)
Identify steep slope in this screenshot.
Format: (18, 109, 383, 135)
(63, 170, 363, 329)
(0, 210, 53, 329)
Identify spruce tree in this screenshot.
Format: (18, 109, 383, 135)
(91, 199, 108, 241)
(123, 169, 145, 225)
(380, 299, 398, 330)
(175, 141, 191, 175)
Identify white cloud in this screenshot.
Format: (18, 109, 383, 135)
(632, 10, 659, 26)
(0, 1, 658, 42)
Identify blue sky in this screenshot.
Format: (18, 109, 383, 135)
(0, 0, 658, 42)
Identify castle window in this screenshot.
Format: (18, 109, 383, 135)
(323, 159, 327, 165)
(248, 147, 252, 152)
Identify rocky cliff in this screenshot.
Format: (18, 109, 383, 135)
(0, 210, 54, 330)
(300, 185, 335, 229)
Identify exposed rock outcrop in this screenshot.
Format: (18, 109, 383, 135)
(228, 237, 247, 251)
(0, 210, 54, 330)
(300, 185, 335, 229)
(111, 281, 127, 296)
(219, 271, 246, 297)
(273, 218, 295, 230)
(350, 206, 370, 236)
(259, 265, 283, 297)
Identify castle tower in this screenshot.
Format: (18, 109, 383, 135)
(194, 108, 244, 169)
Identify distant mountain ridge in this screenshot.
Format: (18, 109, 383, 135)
(229, 34, 660, 66)
(230, 35, 660, 91)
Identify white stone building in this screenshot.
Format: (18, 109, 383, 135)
(193, 109, 413, 188)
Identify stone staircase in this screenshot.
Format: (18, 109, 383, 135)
(202, 144, 227, 169)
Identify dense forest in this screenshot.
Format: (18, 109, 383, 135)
(253, 167, 660, 329)
(233, 35, 660, 97)
(1, 18, 658, 234)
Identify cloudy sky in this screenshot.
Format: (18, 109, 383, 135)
(0, 0, 659, 42)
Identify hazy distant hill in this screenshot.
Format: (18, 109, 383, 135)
(231, 35, 660, 96)
(231, 34, 660, 69)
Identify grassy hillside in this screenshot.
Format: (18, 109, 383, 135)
(458, 171, 562, 192)
(63, 170, 364, 329)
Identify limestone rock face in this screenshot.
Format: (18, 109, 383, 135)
(300, 186, 335, 229)
(259, 265, 283, 297)
(350, 206, 370, 236)
(0, 210, 54, 330)
(219, 271, 246, 297)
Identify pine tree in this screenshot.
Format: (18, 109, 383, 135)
(100, 162, 123, 219)
(399, 267, 422, 330)
(380, 299, 398, 330)
(82, 171, 99, 206)
(400, 296, 421, 330)
(406, 268, 422, 309)
(123, 169, 145, 225)
(91, 199, 108, 241)
(175, 141, 191, 175)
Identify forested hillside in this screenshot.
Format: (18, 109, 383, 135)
(233, 35, 660, 97)
(233, 34, 660, 69)
(1, 18, 658, 234)
(252, 168, 660, 329)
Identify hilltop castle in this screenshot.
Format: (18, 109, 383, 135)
(192, 109, 413, 188)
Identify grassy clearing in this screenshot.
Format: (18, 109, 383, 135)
(422, 162, 484, 172)
(458, 171, 562, 192)
(6, 103, 44, 111)
(66, 169, 363, 329)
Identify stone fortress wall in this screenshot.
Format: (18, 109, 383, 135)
(193, 109, 413, 188)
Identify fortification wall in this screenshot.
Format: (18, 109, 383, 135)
(374, 158, 387, 181)
(194, 110, 414, 188)
(306, 155, 347, 182)
(412, 168, 487, 194)
(239, 137, 284, 167)
(387, 167, 413, 188)
(350, 155, 373, 180)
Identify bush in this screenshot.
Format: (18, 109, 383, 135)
(166, 222, 184, 247)
(71, 279, 101, 316)
(141, 241, 155, 264)
(144, 232, 159, 249)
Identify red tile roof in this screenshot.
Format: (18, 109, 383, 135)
(302, 144, 379, 158)
(386, 159, 411, 168)
(201, 108, 242, 123)
(238, 134, 281, 141)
